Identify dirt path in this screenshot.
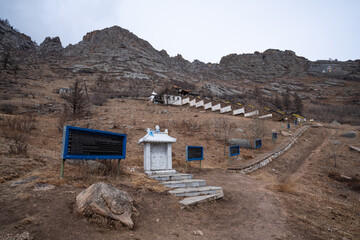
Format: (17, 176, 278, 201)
(0, 169, 293, 240)
(1, 127, 359, 239)
(251, 127, 360, 239)
(252, 127, 327, 183)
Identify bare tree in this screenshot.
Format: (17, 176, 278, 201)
(274, 93, 282, 110)
(214, 116, 233, 155)
(62, 79, 89, 116)
(294, 93, 303, 115)
(327, 129, 342, 167)
(282, 89, 291, 112)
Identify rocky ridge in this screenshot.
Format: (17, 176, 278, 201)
(1, 21, 359, 123)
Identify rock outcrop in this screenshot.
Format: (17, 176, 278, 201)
(39, 36, 63, 53)
(76, 182, 138, 229)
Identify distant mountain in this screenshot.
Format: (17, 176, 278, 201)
(1, 20, 359, 123)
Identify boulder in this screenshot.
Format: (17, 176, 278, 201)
(341, 131, 356, 138)
(228, 138, 252, 149)
(76, 182, 138, 229)
(86, 160, 106, 172)
(331, 120, 341, 126)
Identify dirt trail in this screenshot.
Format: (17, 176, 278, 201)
(252, 127, 328, 183)
(0, 169, 293, 240)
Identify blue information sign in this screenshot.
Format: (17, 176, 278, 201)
(255, 139, 262, 149)
(186, 146, 203, 161)
(272, 132, 278, 140)
(61, 126, 127, 160)
(229, 145, 240, 156)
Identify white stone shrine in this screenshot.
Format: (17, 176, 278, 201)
(138, 126, 177, 175)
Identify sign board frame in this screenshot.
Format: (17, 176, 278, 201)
(254, 139, 262, 149)
(272, 132, 278, 140)
(60, 126, 127, 178)
(186, 146, 203, 161)
(229, 145, 240, 156)
(186, 146, 203, 172)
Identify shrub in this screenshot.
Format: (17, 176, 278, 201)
(0, 103, 18, 114)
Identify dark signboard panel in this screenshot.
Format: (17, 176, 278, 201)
(186, 146, 203, 161)
(61, 126, 127, 160)
(272, 132, 278, 140)
(229, 145, 240, 156)
(255, 139, 262, 149)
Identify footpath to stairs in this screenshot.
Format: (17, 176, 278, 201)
(148, 172, 223, 207)
(227, 125, 310, 174)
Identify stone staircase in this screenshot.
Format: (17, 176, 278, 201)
(148, 171, 224, 207)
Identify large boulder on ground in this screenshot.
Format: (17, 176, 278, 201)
(76, 182, 138, 229)
(341, 131, 356, 138)
(228, 138, 252, 149)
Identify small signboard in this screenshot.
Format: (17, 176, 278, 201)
(255, 139, 262, 149)
(60, 126, 127, 178)
(229, 145, 240, 156)
(185, 146, 203, 172)
(186, 146, 203, 161)
(287, 123, 290, 129)
(272, 132, 278, 140)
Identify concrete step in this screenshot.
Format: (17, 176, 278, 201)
(160, 179, 206, 189)
(179, 193, 224, 207)
(149, 173, 193, 181)
(169, 186, 223, 197)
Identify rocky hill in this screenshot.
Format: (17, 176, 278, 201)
(1, 20, 360, 123)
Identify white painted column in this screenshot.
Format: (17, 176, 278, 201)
(167, 143, 172, 170)
(144, 143, 151, 172)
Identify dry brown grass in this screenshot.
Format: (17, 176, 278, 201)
(274, 178, 297, 194)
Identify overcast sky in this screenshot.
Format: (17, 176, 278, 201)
(1, 0, 359, 63)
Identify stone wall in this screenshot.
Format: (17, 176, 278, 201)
(227, 126, 310, 174)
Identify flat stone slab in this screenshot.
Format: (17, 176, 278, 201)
(10, 176, 38, 187)
(349, 145, 360, 152)
(149, 173, 193, 181)
(169, 186, 223, 197)
(160, 179, 206, 188)
(145, 169, 177, 176)
(179, 193, 224, 206)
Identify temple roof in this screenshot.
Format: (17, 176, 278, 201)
(138, 126, 177, 143)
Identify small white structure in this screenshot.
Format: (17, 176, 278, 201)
(182, 97, 190, 105)
(259, 113, 272, 119)
(212, 103, 221, 111)
(189, 99, 196, 107)
(204, 102, 212, 110)
(59, 87, 72, 94)
(220, 105, 232, 114)
(138, 126, 177, 175)
(163, 94, 182, 105)
(244, 110, 259, 117)
(196, 100, 204, 108)
(148, 91, 157, 103)
(233, 108, 245, 116)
